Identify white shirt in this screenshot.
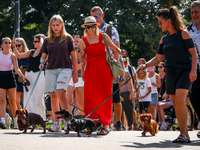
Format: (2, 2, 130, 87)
(137, 78, 152, 102)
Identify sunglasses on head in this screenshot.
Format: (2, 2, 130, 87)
(33, 41, 40, 43)
(94, 14, 101, 18)
(157, 66, 164, 68)
(16, 44, 22, 47)
(4, 41, 11, 44)
(85, 25, 96, 29)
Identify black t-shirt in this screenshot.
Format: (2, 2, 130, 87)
(157, 31, 194, 70)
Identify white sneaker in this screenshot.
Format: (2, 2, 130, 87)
(157, 121, 162, 126)
(13, 118, 18, 129)
(160, 122, 168, 130)
(64, 120, 67, 132)
(48, 121, 61, 132)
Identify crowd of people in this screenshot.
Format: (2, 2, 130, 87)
(1, 2, 200, 143)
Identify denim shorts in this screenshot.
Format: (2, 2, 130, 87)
(149, 93, 158, 106)
(45, 68, 72, 93)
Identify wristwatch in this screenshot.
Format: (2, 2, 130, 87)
(119, 78, 124, 81)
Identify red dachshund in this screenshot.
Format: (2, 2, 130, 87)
(140, 113, 158, 136)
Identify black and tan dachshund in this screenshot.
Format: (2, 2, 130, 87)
(16, 109, 46, 134)
(55, 110, 100, 137)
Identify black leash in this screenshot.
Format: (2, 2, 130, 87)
(85, 69, 141, 118)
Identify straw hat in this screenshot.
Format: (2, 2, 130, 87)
(81, 16, 100, 28)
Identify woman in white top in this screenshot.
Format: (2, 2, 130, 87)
(147, 66, 161, 120)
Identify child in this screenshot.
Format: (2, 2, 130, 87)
(135, 69, 152, 114)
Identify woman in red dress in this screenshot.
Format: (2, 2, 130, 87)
(79, 16, 126, 135)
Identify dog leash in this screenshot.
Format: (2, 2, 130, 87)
(24, 67, 43, 109)
(85, 69, 140, 118)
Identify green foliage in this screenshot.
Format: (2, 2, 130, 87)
(0, 0, 193, 66)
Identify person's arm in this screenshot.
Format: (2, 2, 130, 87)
(182, 30, 198, 82)
(125, 72, 134, 100)
(139, 87, 151, 99)
(39, 53, 47, 69)
(71, 50, 78, 84)
(79, 40, 87, 81)
(151, 74, 161, 88)
(11, 54, 26, 80)
(104, 33, 126, 56)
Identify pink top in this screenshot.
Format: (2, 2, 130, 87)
(0, 51, 13, 71)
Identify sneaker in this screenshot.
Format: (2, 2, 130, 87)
(0, 121, 6, 129)
(115, 121, 122, 131)
(64, 120, 67, 132)
(160, 122, 168, 130)
(48, 121, 61, 132)
(157, 121, 162, 126)
(13, 118, 18, 129)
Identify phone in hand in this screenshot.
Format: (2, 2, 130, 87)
(12, 34, 15, 42)
(75, 46, 81, 53)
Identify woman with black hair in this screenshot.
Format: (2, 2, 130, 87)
(139, 6, 198, 143)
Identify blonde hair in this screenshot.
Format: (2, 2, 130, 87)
(136, 69, 148, 80)
(15, 37, 29, 52)
(48, 14, 69, 43)
(84, 25, 99, 36)
(156, 6, 185, 32)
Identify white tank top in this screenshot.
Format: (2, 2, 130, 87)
(148, 73, 158, 94)
(0, 51, 13, 71)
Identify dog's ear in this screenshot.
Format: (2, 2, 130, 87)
(15, 110, 18, 117)
(148, 114, 152, 124)
(140, 115, 144, 122)
(25, 109, 28, 117)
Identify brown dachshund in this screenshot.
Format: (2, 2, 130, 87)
(16, 109, 46, 134)
(140, 113, 158, 136)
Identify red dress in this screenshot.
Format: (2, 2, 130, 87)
(82, 32, 113, 125)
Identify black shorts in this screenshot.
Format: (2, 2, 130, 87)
(0, 71, 16, 89)
(139, 102, 150, 114)
(165, 68, 192, 94)
(112, 83, 120, 103)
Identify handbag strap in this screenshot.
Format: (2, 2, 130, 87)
(102, 33, 112, 58)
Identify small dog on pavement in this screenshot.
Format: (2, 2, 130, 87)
(55, 109, 100, 137)
(140, 113, 158, 136)
(16, 109, 46, 134)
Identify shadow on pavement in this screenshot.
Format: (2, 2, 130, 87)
(121, 140, 200, 149)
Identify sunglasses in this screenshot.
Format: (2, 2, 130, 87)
(157, 66, 164, 68)
(33, 41, 40, 43)
(94, 14, 101, 18)
(16, 44, 22, 47)
(4, 41, 11, 44)
(85, 25, 96, 29)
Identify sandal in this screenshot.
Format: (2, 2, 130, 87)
(97, 128, 109, 135)
(172, 135, 191, 143)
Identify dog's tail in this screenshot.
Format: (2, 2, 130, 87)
(92, 116, 100, 122)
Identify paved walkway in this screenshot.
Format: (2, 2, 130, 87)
(0, 129, 199, 150)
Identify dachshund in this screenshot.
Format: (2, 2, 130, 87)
(16, 109, 46, 134)
(140, 113, 158, 136)
(55, 109, 100, 137)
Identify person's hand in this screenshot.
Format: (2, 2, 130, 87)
(22, 76, 27, 82)
(129, 92, 134, 100)
(73, 72, 78, 84)
(137, 64, 147, 71)
(11, 39, 16, 49)
(189, 70, 197, 82)
(120, 96, 124, 102)
(121, 49, 127, 56)
(39, 63, 44, 69)
(118, 79, 124, 88)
